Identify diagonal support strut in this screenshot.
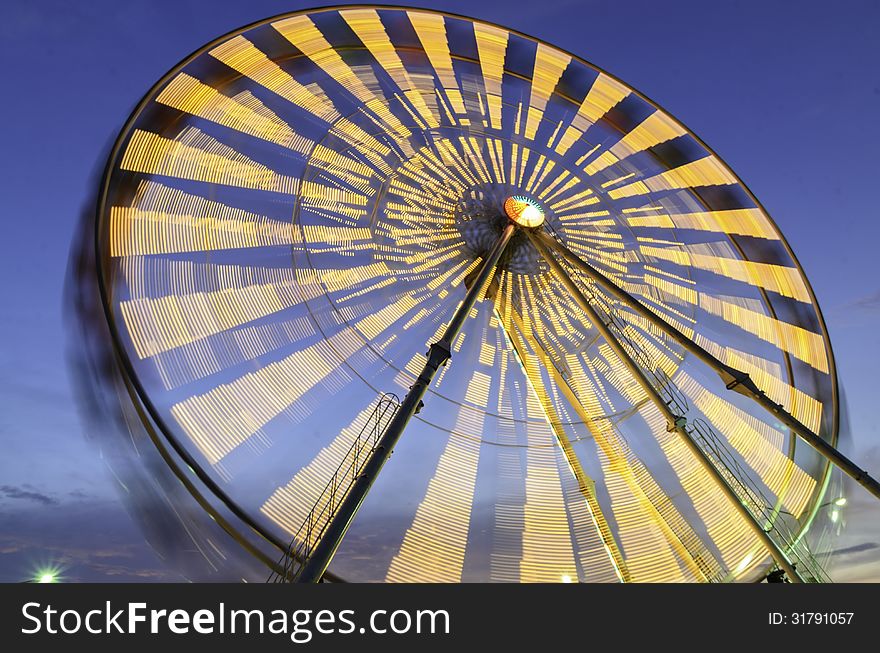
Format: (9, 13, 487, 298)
(527, 230, 805, 583)
(534, 229, 880, 504)
(295, 222, 516, 583)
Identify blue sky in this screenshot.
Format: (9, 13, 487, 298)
(1, 0, 878, 581)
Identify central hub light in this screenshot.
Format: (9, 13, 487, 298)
(504, 195, 545, 228)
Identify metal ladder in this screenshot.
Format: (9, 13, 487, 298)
(580, 283, 730, 582)
(267, 392, 400, 583)
(687, 418, 830, 582)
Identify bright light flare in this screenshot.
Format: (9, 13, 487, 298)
(33, 566, 61, 583)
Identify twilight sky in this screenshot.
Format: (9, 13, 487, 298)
(1, 0, 878, 582)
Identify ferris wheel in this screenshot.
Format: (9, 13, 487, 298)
(95, 5, 880, 583)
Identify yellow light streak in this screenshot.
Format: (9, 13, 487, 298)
(523, 44, 570, 140)
(209, 35, 340, 122)
(609, 156, 738, 199)
(408, 12, 467, 116)
(676, 371, 816, 517)
(386, 372, 489, 582)
(588, 110, 686, 175)
(121, 128, 299, 194)
(700, 295, 829, 373)
(341, 9, 440, 129)
(639, 244, 811, 302)
(156, 73, 314, 153)
(473, 23, 508, 130)
(110, 181, 293, 256)
(272, 14, 410, 140)
(556, 74, 629, 155)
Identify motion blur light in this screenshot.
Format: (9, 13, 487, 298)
(504, 195, 545, 228)
(94, 5, 861, 585)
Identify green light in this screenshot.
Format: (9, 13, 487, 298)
(33, 566, 61, 583)
(834, 497, 847, 507)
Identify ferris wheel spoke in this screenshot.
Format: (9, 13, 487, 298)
(170, 333, 351, 466)
(261, 399, 396, 540)
(622, 206, 782, 241)
(636, 272, 828, 374)
(472, 23, 507, 132)
(208, 36, 341, 124)
(166, 276, 443, 466)
(523, 44, 570, 142)
(340, 9, 441, 130)
(535, 229, 880, 504)
(639, 241, 811, 303)
(408, 11, 467, 118)
(117, 252, 399, 362)
(109, 181, 297, 257)
(606, 156, 739, 201)
(674, 371, 817, 518)
(386, 386, 486, 582)
(585, 110, 688, 176)
(272, 15, 413, 145)
(528, 230, 805, 583)
(121, 128, 300, 195)
(555, 73, 630, 158)
(118, 271, 308, 359)
(155, 73, 317, 156)
(690, 336, 823, 433)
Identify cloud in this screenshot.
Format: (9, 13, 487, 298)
(0, 498, 183, 582)
(0, 485, 57, 506)
(0, 491, 264, 582)
(822, 542, 879, 557)
(847, 290, 880, 310)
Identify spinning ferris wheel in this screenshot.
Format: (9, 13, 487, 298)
(95, 5, 880, 583)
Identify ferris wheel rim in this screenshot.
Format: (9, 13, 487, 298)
(93, 3, 840, 581)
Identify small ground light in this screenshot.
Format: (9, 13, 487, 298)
(561, 574, 573, 583)
(35, 569, 59, 583)
(834, 497, 847, 507)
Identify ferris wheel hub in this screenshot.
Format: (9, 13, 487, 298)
(504, 195, 545, 228)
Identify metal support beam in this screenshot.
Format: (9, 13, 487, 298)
(296, 222, 516, 583)
(528, 231, 805, 583)
(536, 230, 880, 503)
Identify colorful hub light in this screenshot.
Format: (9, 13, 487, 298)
(504, 195, 545, 228)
